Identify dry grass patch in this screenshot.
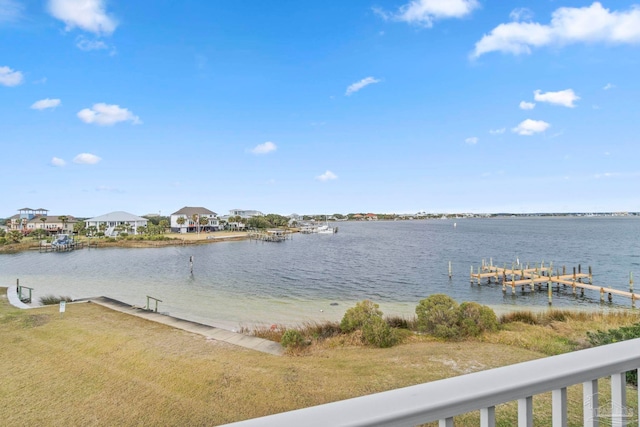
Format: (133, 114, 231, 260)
(1, 293, 639, 426)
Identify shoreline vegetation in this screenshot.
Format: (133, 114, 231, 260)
(2, 289, 640, 426)
(0, 230, 251, 253)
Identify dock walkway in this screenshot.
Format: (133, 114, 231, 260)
(86, 296, 283, 356)
(469, 259, 638, 306)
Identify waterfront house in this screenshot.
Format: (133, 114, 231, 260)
(85, 211, 148, 236)
(170, 207, 219, 233)
(228, 209, 264, 218)
(6, 208, 77, 234)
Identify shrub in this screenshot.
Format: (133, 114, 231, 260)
(281, 329, 306, 348)
(587, 323, 640, 385)
(39, 295, 73, 305)
(416, 294, 461, 339)
(458, 302, 499, 337)
(362, 315, 399, 348)
(340, 300, 383, 333)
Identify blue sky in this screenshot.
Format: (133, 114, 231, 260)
(2, 0, 639, 218)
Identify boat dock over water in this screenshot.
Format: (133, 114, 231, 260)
(39, 234, 84, 252)
(248, 229, 292, 242)
(469, 259, 638, 307)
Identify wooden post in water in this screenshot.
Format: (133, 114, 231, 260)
(530, 275, 535, 293)
(470, 265, 473, 284)
(189, 255, 194, 274)
(630, 272, 634, 293)
(600, 288, 605, 303)
(632, 293, 636, 309)
(589, 266, 592, 285)
(548, 279, 552, 305)
(448, 261, 452, 279)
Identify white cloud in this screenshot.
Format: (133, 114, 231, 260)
(376, 0, 479, 27)
(316, 170, 338, 181)
(250, 141, 277, 155)
(472, 2, 640, 58)
(594, 172, 620, 179)
(534, 89, 580, 108)
(73, 153, 101, 164)
(519, 101, 536, 110)
(77, 103, 141, 125)
(510, 7, 534, 22)
(603, 83, 615, 90)
(0, 0, 23, 23)
(0, 65, 23, 86)
(345, 77, 381, 96)
(76, 36, 108, 51)
(31, 98, 61, 110)
(51, 157, 66, 167)
(48, 0, 117, 35)
(465, 136, 478, 144)
(489, 128, 506, 135)
(512, 119, 551, 136)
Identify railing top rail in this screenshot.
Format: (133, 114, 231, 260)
(223, 337, 640, 427)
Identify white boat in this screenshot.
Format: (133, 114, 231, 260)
(317, 216, 337, 234)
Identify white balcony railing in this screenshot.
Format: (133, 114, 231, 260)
(223, 338, 640, 427)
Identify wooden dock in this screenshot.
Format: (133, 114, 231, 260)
(248, 229, 292, 242)
(39, 240, 84, 252)
(469, 259, 638, 307)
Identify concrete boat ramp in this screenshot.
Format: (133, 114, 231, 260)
(85, 296, 284, 356)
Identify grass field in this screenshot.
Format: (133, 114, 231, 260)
(1, 290, 639, 426)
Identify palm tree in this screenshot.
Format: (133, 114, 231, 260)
(199, 215, 209, 232)
(192, 214, 199, 234)
(40, 216, 47, 233)
(58, 215, 69, 233)
(176, 216, 186, 233)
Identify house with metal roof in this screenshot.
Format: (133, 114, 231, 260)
(170, 206, 219, 233)
(84, 211, 148, 236)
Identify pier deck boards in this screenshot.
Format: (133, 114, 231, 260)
(469, 261, 637, 306)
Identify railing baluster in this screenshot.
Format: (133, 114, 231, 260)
(518, 396, 533, 427)
(583, 379, 599, 427)
(480, 406, 495, 427)
(611, 372, 627, 427)
(552, 387, 567, 426)
(439, 417, 453, 427)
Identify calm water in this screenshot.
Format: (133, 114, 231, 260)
(2, 217, 639, 328)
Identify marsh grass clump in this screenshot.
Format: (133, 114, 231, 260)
(299, 321, 341, 341)
(499, 310, 539, 325)
(385, 315, 416, 330)
(39, 295, 73, 306)
(251, 324, 286, 342)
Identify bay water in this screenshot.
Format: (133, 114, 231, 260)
(1, 217, 639, 329)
